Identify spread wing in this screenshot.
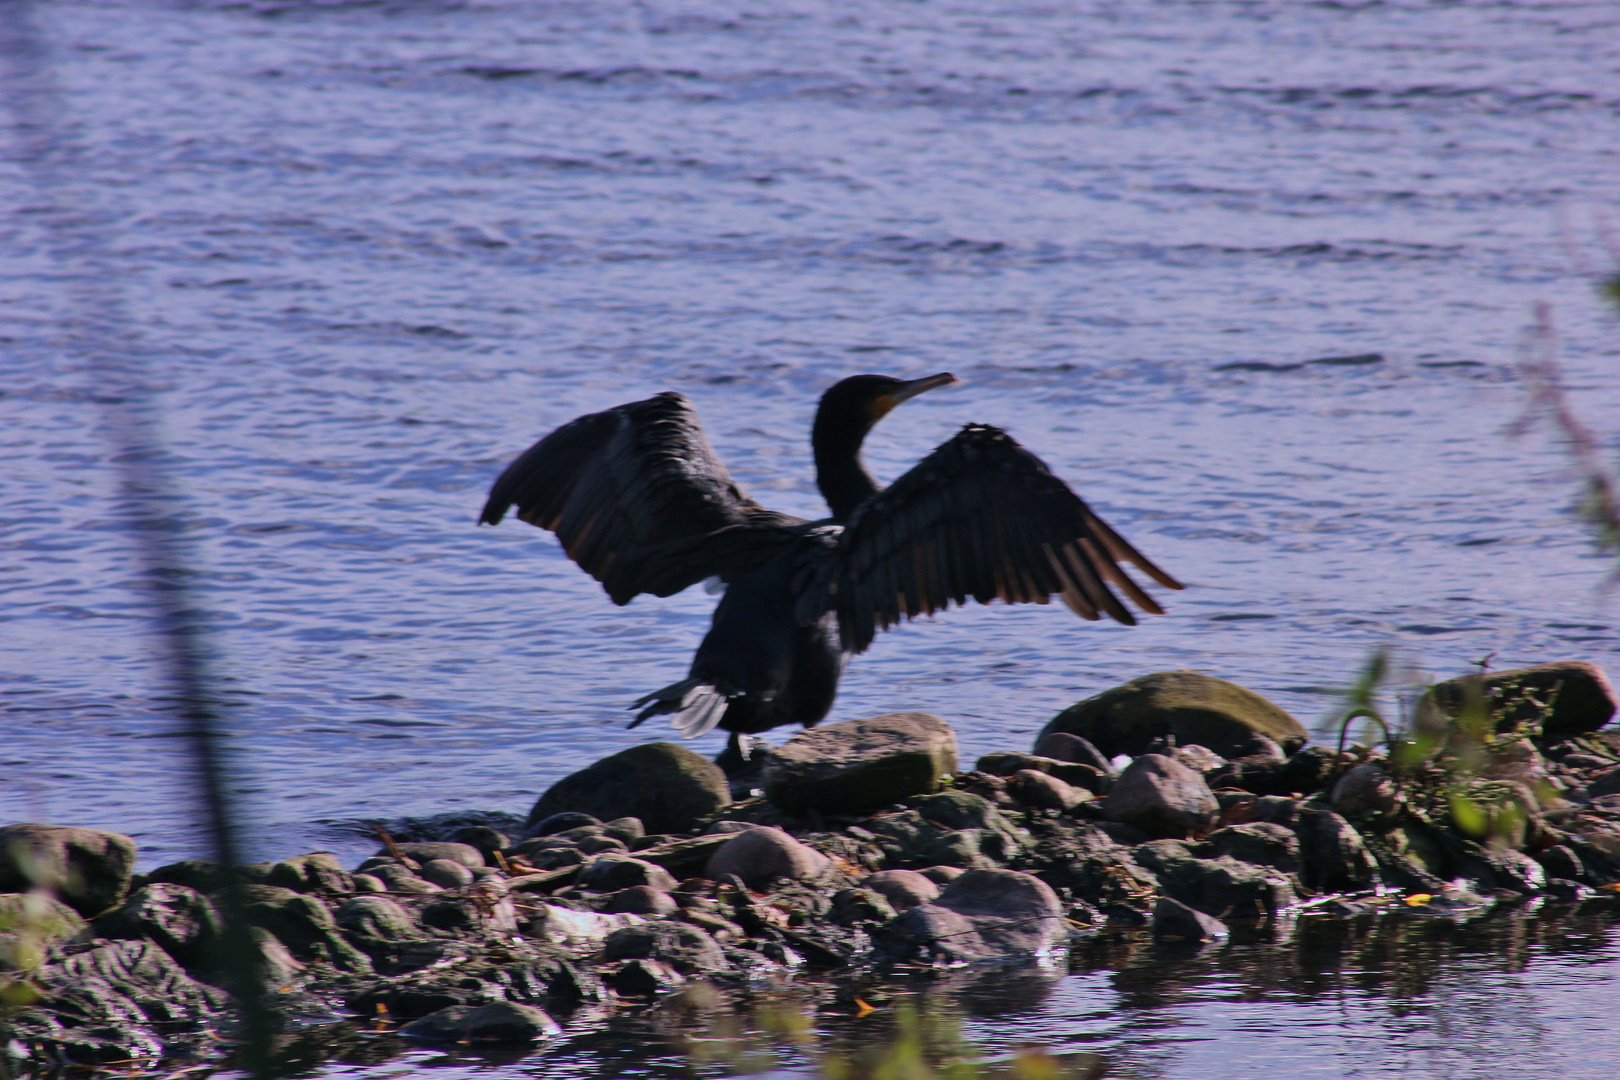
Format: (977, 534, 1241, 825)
(480, 392, 803, 604)
(807, 423, 1183, 653)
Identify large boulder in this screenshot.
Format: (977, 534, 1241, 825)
(1101, 754, 1219, 839)
(762, 712, 958, 814)
(527, 743, 730, 836)
(1417, 661, 1615, 741)
(0, 824, 137, 918)
(875, 869, 1064, 963)
(1038, 672, 1307, 759)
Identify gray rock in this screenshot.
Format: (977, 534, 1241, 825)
(706, 826, 830, 889)
(266, 853, 355, 894)
(367, 863, 444, 894)
(1039, 672, 1308, 759)
(918, 866, 966, 885)
(609, 958, 687, 995)
(1589, 765, 1620, 799)
(578, 835, 630, 855)
(334, 895, 419, 940)
(1133, 841, 1295, 918)
(1207, 823, 1301, 875)
(602, 921, 725, 974)
(356, 855, 421, 874)
(602, 817, 646, 843)
(1330, 764, 1398, 817)
(762, 712, 958, 814)
(390, 842, 484, 868)
(529, 743, 731, 835)
(352, 874, 387, 893)
(449, 826, 511, 858)
(1006, 769, 1089, 811)
(419, 859, 476, 889)
(1172, 744, 1228, 774)
(705, 820, 761, 835)
(96, 883, 221, 968)
(1152, 896, 1229, 943)
(529, 812, 602, 836)
(599, 886, 679, 915)
(0, 824, 138, 917)
(1294, 807, 1378, 892)
(1032, 731, 1115, 773)
(1102, 754, 1219, 839)
(859, 869, 940, 911)
(876, 868, 1065, 963)
(401, 1001, 560, 1044)
(977, 752, 1108, 793)
(831, 887, 898, 926)
(580, 854, 679, 893)
(146, 860, 230, 895)
(1418, 661, 1616, 741)
(237, 886, 373, 972)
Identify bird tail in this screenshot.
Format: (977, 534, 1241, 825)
(629, 678, 730, 739)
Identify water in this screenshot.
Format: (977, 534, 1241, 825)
(3, 0, 1620, 1074)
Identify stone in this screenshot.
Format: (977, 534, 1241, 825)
(367, 863, 444, 894)
(356, 855, 420, 874)
(401, 1001, 560, 1044)
(1589, 766, 1620, 799)
(1039, 672, 1308, 759)
(530, 812, 603, 836)
(599, 886, 679, 915)
(602, 817, 646, 844)
(859, 869, 940, 911)
(0, 824, 138, 917)
(705, 827, 830, 889)
(977, 752, 1108, 793)
(831, 887, 898, 926)
(448, 826, 511, 858)
(1330, 764, 1398, 817)
(1207, 823, 1301, 875)
(705, 820, 760, 835)
(266, 853, 355, 894)
(237, 886, 373, 972)
(875, 869, 1065, 963)
(96, 883, 221, 968)
(390, 842, 484, 868)
(0, 892, 86, 957)
(1418, 661, 1616, 741)
(918, 866, 965, 885)
(579, 855, 679, 893)
(352, 874, 386, 893)
(1102, 754, 1219, 839)
(1294, 807, 1378, 892)
(1032, 731, 1115, 773)
(602, 921, 725, 974)
(528, 743, 730, 835)
(333, 895, 419, 940)
(1152, 896, 1229, 943)
(419, 859, 476, 889)
(1133, 841, 1295, 918)
(578, 835, 629, 855)
(145, 860, 230, 895)
(1006, 769, 1089, 811)
(608, 958, 687, 996)
(762, 712, 958, 814)
(1172, 745, 1227, 774)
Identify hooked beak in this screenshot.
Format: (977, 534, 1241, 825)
(873, 372, 958, 417)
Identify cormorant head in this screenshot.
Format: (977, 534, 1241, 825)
(812, 372, 957, 520)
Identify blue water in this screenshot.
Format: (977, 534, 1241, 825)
(3, 1, 1620, 1073)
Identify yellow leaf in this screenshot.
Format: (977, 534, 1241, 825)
(854, 997, 877, 1018)
(1406, 894, 1432, 907)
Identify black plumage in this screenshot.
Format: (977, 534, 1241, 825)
(480, 373, 1183, 768)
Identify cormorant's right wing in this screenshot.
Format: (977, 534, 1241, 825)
(805, 423, 1183, 653)
(480, 392, 803, 604)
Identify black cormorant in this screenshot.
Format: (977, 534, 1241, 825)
(479, 374, 1183, 768)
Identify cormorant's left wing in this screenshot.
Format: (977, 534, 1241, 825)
(806, 424, 1183, 653)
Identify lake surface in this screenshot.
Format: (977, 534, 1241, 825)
(4, 0, 1620, 1074)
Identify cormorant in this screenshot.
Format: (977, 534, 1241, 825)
(479, 374, 1183, 769)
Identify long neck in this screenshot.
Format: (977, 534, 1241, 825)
(812, 415, 880, 522)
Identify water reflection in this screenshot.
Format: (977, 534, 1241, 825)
(284, 901, 1619, 1080)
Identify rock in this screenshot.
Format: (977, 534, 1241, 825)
(977, 752, 1108, 793)
(602, 817, 646, 844)
(608, 958, 687, 996)
(1152, 897, 1229, 943)
(1418, 661, 1616, 741)
(1536, 845, 1588, 883)
(1032, 731, 1115, 773)
(401, 1001, 560, 1044)
(831, 887, 898, 926)
(1172, 745, 1227, 774)
(96, 884, 221, 968)
(1589, 766, 1620, 799)
(602, 921, 725, 974)
(1206, 823, 1301, 875)
(236, 886, 373, 972)
(352, 874, 386, 893)
(356, 855, 420, 874)
(1330, 764, 1398, 817)
(1294, 807, 1378, 892)
(266, 853, 354, 894)
(863, 792, 1025, 871)
(390, 842, 484, 869)
(333, 895, 419, 940)
(578, 835, 629, 855)
(367, 863, 444, 894)
(762, 712, 958, 814)
(529, 904, 644, 949)
(419, 859, 476, 889)
(599, 886, 679, 915)
(1006, 769, 1089, 811)
(1102, 754, 1219, 839)
(0, 824, 137, 917)
(705, 827, 830, 889)
(705, 820, 760, 835)
(918, 866, 965, 885)
(875, 869, 1065, 963)
(859, 869, 940, 911)
(0, 892, 86, 957)
(145, 860, 230, 895)
(579, 855, 679, 893)
(1039, 672, 1308, 760)
(528, 743, 730, 835)
(529, 812, 603, 837)
(1133, 841, 1295, 918)
(449, 826, 511, 858)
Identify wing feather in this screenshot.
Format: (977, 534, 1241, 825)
(821, 424, 1183, 652)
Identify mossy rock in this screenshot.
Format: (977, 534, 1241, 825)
(1417, 661, 1615, 742)
(1039, 672, 1307, 760)
(762, 713, 958, 814)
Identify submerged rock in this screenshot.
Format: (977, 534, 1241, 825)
(763, 712, 958, 813)
(1152, 896, 1229, 943)
(401, 1001, 560, 1044)
(876, 869, 1065, 963)
(602, 921, 725, 974)
(0, 824, 137, 918)
(1102, 754, 1219, 839)
(1039, 672, 1308, 760)
(528, 743, 731, 835)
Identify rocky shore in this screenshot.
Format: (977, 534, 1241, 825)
(4, 663, 1619, 1073)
